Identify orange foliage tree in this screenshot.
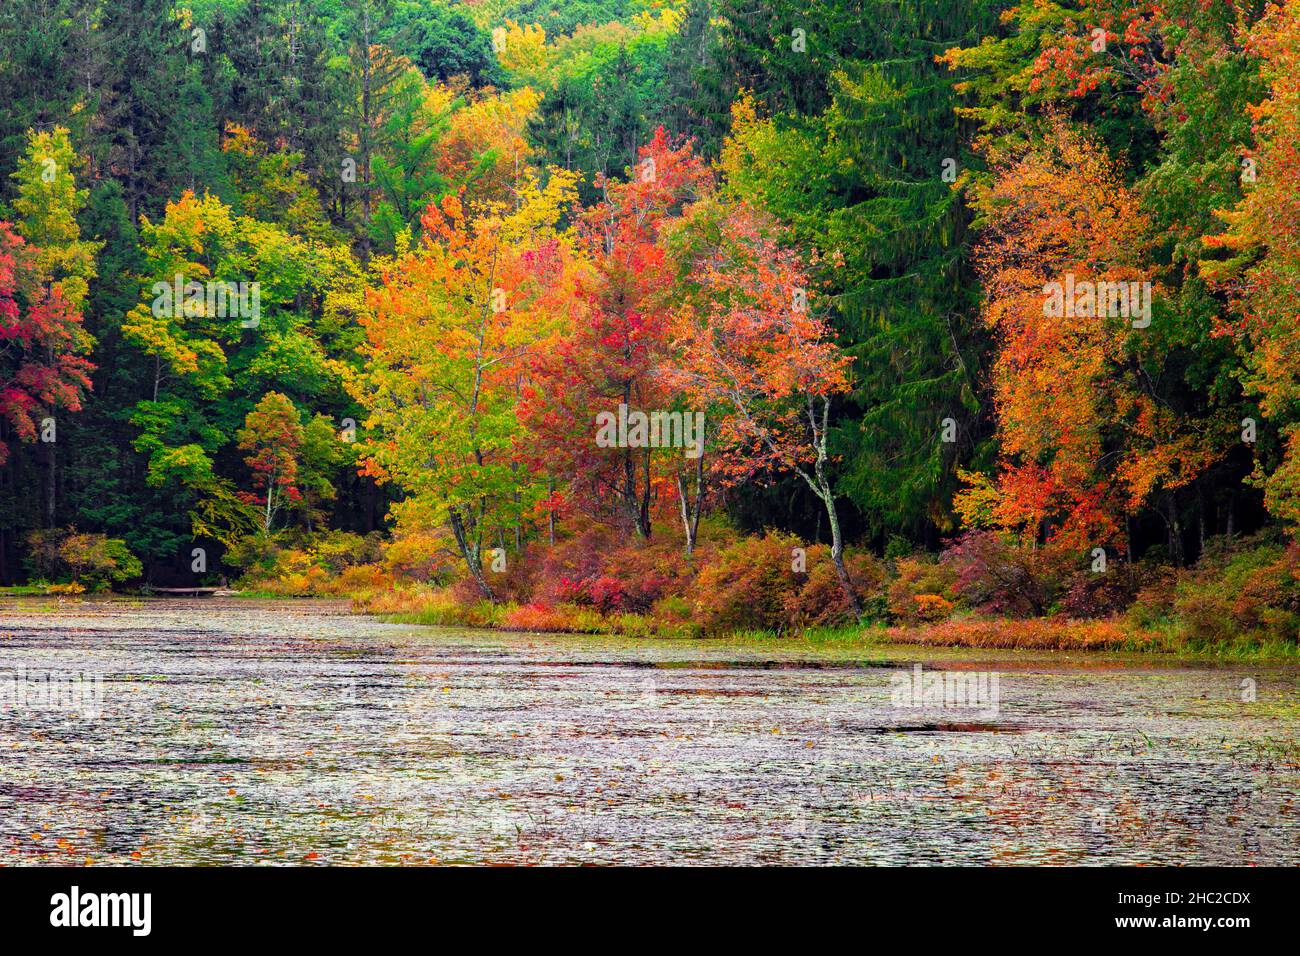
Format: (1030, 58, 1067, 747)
(350, 171, 586, 600)
(1203, 0, 1300, 525)
(966, 118, 1221, 555)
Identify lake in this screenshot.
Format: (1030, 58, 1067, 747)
(1, 597, 1296, 865)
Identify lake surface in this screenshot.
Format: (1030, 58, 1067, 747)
(1, 597, 1296, 865)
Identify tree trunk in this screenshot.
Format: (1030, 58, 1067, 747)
(1164, 492, 1184, 566)
(676, 453, 704, 560)
(806, 452, 859, 614)
(623, 444, 651, 538)
(46, 441, 56, 528)
(547, 477, 556, 547)
(821, 487, 860, 615)
(1196, 484, 1207, 563)
(639, 449, 653, 538)
(796, 396, 859, 615)
(449, 507, 496, 602)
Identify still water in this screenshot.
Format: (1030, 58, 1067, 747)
(1, 598, 1296, 865)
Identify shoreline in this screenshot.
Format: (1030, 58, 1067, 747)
(2, 589, 1297, 663)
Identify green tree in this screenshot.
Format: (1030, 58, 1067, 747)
(717, 0, 1003, 543)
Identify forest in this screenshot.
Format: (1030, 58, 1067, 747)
(1, 0, 1298, 651)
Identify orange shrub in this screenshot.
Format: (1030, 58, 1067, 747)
(382, 527, 457, 582)
(336, 563, 393, 595)
(887, 617, 1135, 650)
(501, 602, 578, 632)
(689, 531, 805, 634)
(783, 547, 885, 629)
(888, 555, 958, 623)
(911, 593, 954, 621)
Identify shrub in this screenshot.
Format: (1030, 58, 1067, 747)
(1061, 562, 1149, 619)
(552, 574, 592, 605)
(1170, 536, 1300, 645)
(224, 531, 285, 574)
(940, 531, 1069, 617)
(364, 585, 505, 628)
(335, 563, 392, 596)
(24, 529, 142, 591)
(884, 535, 913, 562)
(911, 593, 955, 621)
(588, 575, 629, 613)
(887, 617, 1136, 650)
(1127, 567, 1180, 628)
(46, 581, 86, 595)
(783, 547, 885, 629)
(381, 526, 456, 583)
(531, 524, 622, 606)
(689, 531, 804, 634)
(600, 536, 697, 611)
(652, 594, 693, 625)
(234, 530, 392, 595)
(309, 531, 382, 573)
(501, 602, 576, 633)
(479, 540, 542, 604)
(887, 554, 958, 624)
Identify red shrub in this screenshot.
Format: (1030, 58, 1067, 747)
(1060, 562, 1148, 619)
(783, 547, 884, 629)
(940, 531, 1070, 617)
(588, 575, 628, 612)
(532, 524, 623, 606)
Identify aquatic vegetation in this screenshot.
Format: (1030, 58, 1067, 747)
(0, 598, 1295, 865)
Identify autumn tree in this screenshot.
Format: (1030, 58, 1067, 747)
(965, 119, 1222, 558)
(718, 1, 1004, 544)
(665, 198, 858, 606)
(0, 224, 93, 466)
(237, 391, 305, 533)
(296, 412, 350, 533)
(222, 124, 338, 243)
(1203, 0, 1300, 525)
(121, 190, 365, 546)
(4, 126, 100, 522)
(521, 129, 711, 540)
(352, 172, 585, 599)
